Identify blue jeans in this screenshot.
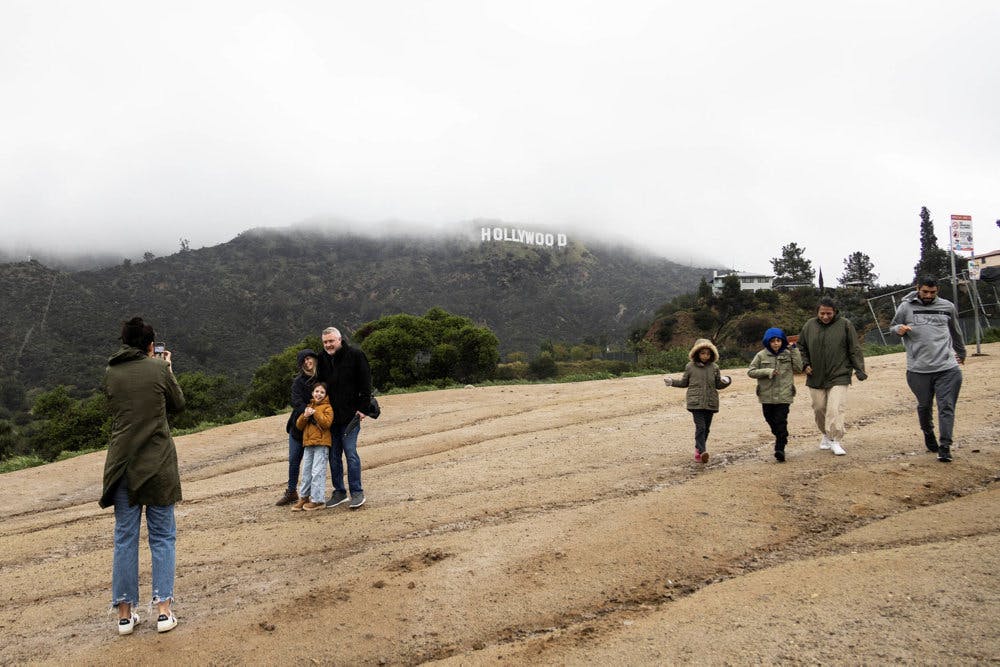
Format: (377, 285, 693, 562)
(111, 478, 176, 608)
(286, 432, 304, 494)
(298, 446, 328, 502)
(330, 422, 363, 495)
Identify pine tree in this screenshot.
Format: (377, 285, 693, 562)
(839, 251, 878, 288)
(912, 206, 949, 281)
(697, 276, 712, 300)
(770, 243, 816, 287)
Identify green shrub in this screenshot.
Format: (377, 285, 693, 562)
(556, 372, 615, 383)
(692, 307, 717, 332)
(653, 315, 677, 345)
(242, 335, 322, 415)
(639, 347, 689, 372)
(528, 352, 558, 379)
(0, 455, 46, 474)
(494, 362, 529, 381)
(173, 371, 245, 429)
(735, 316, 772, 346)
(28, 387, 111, 461)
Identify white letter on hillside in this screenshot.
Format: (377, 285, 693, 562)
(481, 227, 491, 241)
(557, 234, 567, 246)
(493, 227, 503, 241)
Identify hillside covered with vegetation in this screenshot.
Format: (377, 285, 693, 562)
(0, 227, 712, 396)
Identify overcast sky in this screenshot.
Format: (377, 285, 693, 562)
(2, 1, 998, 284)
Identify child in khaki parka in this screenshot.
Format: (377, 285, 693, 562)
(663, 338, 732, 463)
(747, 327, 803, 463)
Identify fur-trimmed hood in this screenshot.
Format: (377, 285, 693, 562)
(688, 338, 719, 363)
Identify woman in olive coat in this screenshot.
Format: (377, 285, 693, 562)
(99, 317, 185, 636)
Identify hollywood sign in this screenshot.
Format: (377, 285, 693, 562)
(481, 227, 568, 247)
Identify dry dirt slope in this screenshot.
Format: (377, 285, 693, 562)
(1, 345, 998, 665)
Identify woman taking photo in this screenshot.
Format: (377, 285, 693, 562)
(99, 317, 185, 636)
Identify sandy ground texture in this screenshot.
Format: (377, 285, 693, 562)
(1, 344, 999, 665)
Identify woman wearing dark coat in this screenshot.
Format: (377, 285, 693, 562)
(99, 317, 185, 636)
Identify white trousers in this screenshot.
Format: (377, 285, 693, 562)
(808, 385, 849, 442)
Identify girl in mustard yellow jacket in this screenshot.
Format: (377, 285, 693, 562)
(292, 383, 334, 511)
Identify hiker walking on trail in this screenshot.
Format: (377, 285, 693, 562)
(890, 277, 966, 463)
(797, 297, 867, 457)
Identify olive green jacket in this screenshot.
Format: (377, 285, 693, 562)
(747, 346, 803, 404)
(665, 339, 730, 412)
(99, 346, 185, 508)
(798, 315, 866, 389)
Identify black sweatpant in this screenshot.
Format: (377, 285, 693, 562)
(761, 403, 790, 451)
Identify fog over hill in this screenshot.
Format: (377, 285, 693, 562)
(0, 223, 716, 395)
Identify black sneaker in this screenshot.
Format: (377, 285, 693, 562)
(774, 450, 785, 463)
(937, 447, 952, 463)
(924, 434, 939, 453)
(325, 490, 349, 508)
(275, 489, 298, 506)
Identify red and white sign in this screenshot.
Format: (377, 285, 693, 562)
(950, 214, 973, 253)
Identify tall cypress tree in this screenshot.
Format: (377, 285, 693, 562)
(912, 206, 949, 282)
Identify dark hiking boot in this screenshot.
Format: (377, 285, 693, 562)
(275, 489, 298, 506)
(937, 447, 952, 463)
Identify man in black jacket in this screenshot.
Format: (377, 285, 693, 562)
(317, 326, 373, 509)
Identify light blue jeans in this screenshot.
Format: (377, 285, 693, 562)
(111, 478, 175, 608)
(298, 446, 328, 502)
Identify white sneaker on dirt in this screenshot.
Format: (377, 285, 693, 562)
(157, 613, 178, 633)
(830, 441, 846, 456)
(118, 611, 140, 636)
(819, 435, 832, 450)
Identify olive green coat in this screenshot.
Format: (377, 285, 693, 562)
(798, 315, 866, 389)
(665, 339, 730, 412)
(99, 346, 185, 508)
(747, 346, 803, 404)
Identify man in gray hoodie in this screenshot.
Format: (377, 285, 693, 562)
(890, 277, 966, 462)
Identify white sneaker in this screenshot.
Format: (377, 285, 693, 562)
(157, 612, 178, 633)
(118, 611, 140, 636)
(819, 435, 832, 450)
(830, 441, 846, 456)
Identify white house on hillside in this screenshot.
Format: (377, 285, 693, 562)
(711, 270, 774, 295)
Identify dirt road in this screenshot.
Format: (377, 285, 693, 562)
(2, 345, 998, 664)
